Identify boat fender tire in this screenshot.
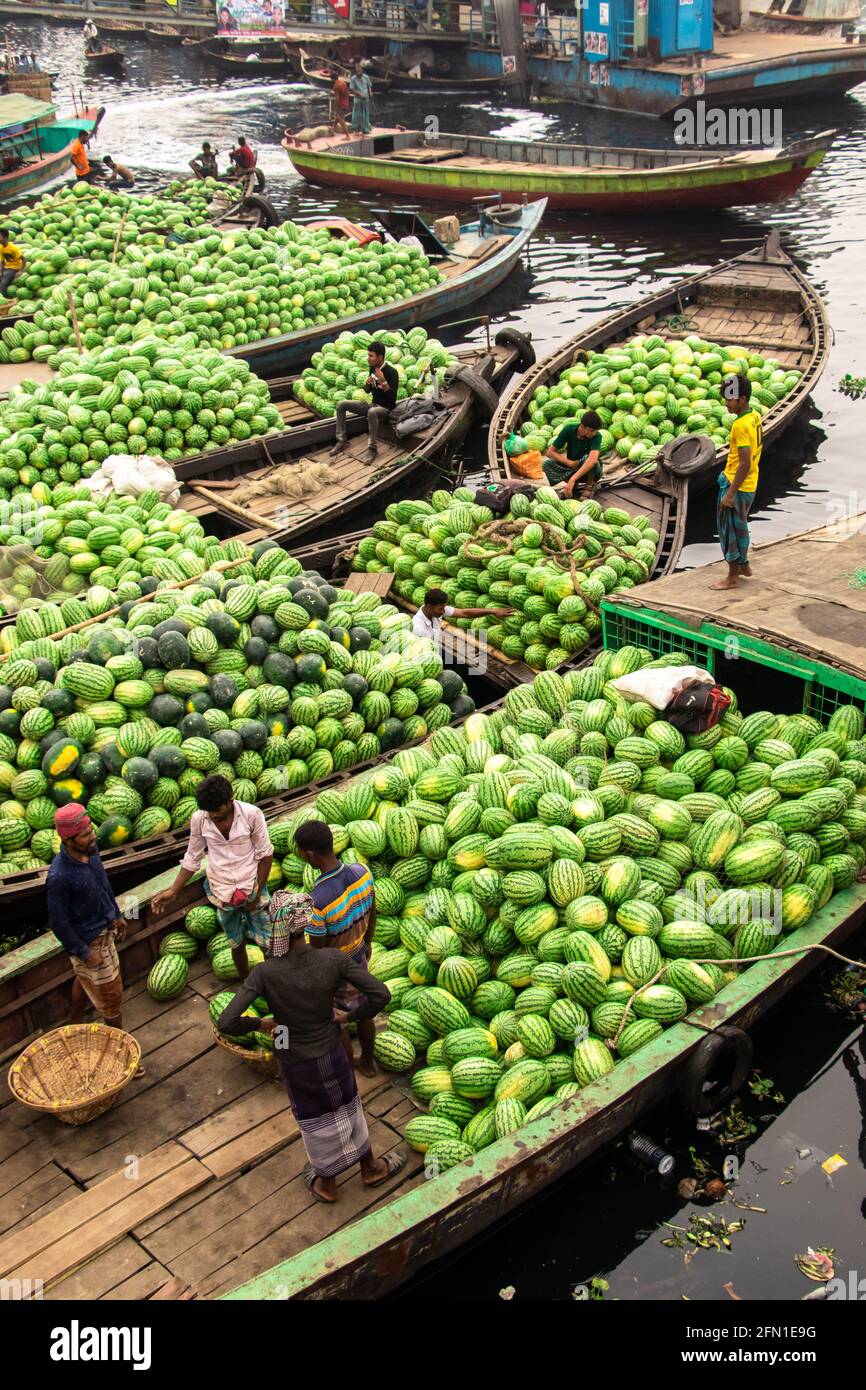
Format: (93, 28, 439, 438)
(486, 202, 524, 225)
(679, 1025, 753, 1118)
(252, 167, 267, 192)
(448, 366, 499, 420)
(240, 193, 281, 229)
(494, 327, 536, 371)
(659, 432, 716, 479)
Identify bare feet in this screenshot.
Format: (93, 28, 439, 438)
(304, 1166, 338, 1203)
(709, 577, 738, 590)
(355, 1054, 377, 1078)
(739, 563, 753, 577)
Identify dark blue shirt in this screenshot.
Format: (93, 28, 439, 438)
(46, 847, 120, 960)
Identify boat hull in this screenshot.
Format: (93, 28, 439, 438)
(287, 145, 827, 212)
(0, 106, 103, 205)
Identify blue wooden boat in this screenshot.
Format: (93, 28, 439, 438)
(229, 200, 546, 379)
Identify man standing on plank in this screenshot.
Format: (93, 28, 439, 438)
(348, 59, 373, 135)
(711, 371, 762, 592)
(217, 890, 405, 1205)
(152, 774, 273, 980)
(542, 409, 603, 497)
(46, 804, 144, 1074)
(293, 820, 381, 1077)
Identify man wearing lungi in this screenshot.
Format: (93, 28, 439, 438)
(217, 891, 405, 1205)
(293, 819, 379, 1076)
(152, 775, 273, 980)
(46, 804, 144, 1075)
(712, 371, 763, 592)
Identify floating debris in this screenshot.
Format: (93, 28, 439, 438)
(838, 374, 866, 400)
(571, 1277, 609, 1301)
(821, 1153, 848, 1176)
(795, 1248, 836, 1282)
(723, 1281, 743, 1300)
(822, 964, 866, 1016)
(662, 1213, 746, 1258)
(748, 1072, 786, 1106)
(498, 1285, 517, 1301)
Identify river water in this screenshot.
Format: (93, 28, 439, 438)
(7, 21, 866, 1300)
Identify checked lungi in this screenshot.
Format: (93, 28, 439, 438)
(278, 1043, 371, 1178)
(204, 876, 272, 951)
(717, 473, 755, 566)
(70, 926, 123, 1018)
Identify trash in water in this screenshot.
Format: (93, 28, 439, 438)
(795, 1248, 836, 1282)
(723, 1281, 742, 1300)
(498, 1285, 516, 1301)
(821, 1153, 847, 1176)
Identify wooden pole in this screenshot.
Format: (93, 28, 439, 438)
(66, 290, 83, 356)
(111, 210, 129, 266)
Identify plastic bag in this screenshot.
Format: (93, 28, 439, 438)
(505, 431, 528, 457)
(611, 664, 714, 711)
(82, 454, 181, 505)
(509, 449, 544, 480)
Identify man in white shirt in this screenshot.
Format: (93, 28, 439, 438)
(411, 586, 513, 643)
(152, 775, 273, 980)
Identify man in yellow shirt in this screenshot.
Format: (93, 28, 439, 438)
(0, 228, 24, 302)
(711, 372, 762, 591)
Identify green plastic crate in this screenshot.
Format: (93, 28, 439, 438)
(602, 599, 866, 723)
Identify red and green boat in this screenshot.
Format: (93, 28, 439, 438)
(283, 126, 835, 214)
(0, 95, 103, 206)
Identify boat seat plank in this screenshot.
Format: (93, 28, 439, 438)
(0, 1139, 195, 1279)
(439, 235, 508, 275)
(45, 1238, 155, 1302)
(13, 1163, 209, 1290)
(193, 1123, 421, 1298)
(380, 145, 466, 164)
(0, 1140, 57, 1200)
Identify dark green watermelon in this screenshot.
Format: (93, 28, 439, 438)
(244, 636, 269, 666)
(262, 652, 296, 688)
(133, 636, 160, 668)
(207, 611, 240, 646)
(149, 693, 185, 727)
(237, 719, 267, 751)
(151, 744, 187, 778)
(43, 686, 75, 717)
(209, 674, 239, 709)
(185, 691, 212, 715)
(251, 614, 279, 644)
(158, 631, 190, 670)
(212, 728, 243, 762)
(349, 626, 371, 651)
(179, 713, 210, 740)
(77, 751, 105, 786)
(123, 757, 159, 793)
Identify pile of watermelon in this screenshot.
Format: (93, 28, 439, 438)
(0, 220, 443, 365)
(2, 182, 239, 316)
(351, 486, 658, 669)
(264, 654, 866, 1171)
(517, 332, 803, 469)
(0, 339, 282, 498)
(293, 327, 457, 417)
(146, 903, 270, 1011)
(0, 549, 475, 875)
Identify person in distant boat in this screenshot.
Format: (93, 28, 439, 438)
(70, 130, 93, 183)
(331, 339, 398, 463)
(331, 68, 351, 134)
(228, 135, 256, 176)
(0, 228, 24, 301)
(711, 371, 762, 592)
(217, 5, 238, 34)
(83, 18, 99, 53)
(411, 588, 513, 645)
(190, 141, 219, 180)
(542, 409, 603, 498)
(102, 156, 135, 190)
(348, 59, 373, 135)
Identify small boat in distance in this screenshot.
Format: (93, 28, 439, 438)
(0, 95, 104, 205)
(284, 126, 836, 213)
(144, 26, 187, 46)
(84, 45, 126, 74)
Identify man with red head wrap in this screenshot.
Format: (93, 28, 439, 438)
(47, 805, 142, 1071)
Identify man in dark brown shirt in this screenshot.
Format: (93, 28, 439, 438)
(217, 893, 405, 1203)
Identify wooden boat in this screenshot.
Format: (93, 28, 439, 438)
(144, 25, 187, 45)
(174, 337, 527, 549)
(299, 50, 390, 94)
(366, 56, 506, 93)
(0, 95, 103, 206)
(84, 45, 126, 74)
(283, 126, 836, 213)
(2, 518, 864, 1296)
(490, 232, 829, 496)
(209, 48, 291, 77)
(231, 199, 546, 379)
(89, 19, 148, 38)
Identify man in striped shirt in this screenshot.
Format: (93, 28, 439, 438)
(294, 820, 378, 1076)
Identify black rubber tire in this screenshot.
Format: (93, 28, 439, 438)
(240, 193, 281, 229)
(252, 167, 267, 193)
(659, 432, 716, 479)
(486, 202, 524, 224)
(679, 1026, 754, 1118)
(494, 327, 536, 371)
(449, 366, 499, 420)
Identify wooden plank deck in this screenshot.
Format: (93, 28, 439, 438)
(0, 970, 419, 1299)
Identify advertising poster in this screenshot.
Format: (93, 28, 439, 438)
(215, 0, 349, 38)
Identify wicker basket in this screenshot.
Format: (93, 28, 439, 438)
(8, 1023, 141, 1126)
(212, 1026, 280, 1078)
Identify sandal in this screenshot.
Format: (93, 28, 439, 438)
(363, 1148, 407, 1188)
(303, 1164, 337, 1204)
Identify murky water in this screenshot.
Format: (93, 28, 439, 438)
(5, 21, 866, 1297)
(8, 19, 866, 563)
